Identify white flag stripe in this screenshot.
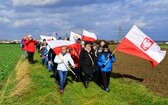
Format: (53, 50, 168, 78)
(40, 35, 56, 41)
(70, 31, 81, 42)
(125, 25, 166, 63)
(46, 40, 75, 49)
(83, 30, 97, 39)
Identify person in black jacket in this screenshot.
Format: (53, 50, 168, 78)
(48, 48, 56, 71)
(79, 41, 96, 88)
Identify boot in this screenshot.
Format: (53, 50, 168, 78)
(84, 81, 89, 88)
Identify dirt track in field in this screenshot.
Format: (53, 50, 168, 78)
(109, 46, 168, 97)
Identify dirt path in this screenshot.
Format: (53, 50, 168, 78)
(0, 59, 31, 104)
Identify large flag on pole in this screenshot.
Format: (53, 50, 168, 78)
(69, 31, 81, 42)
(116, 25, 166, 66)
(82, 30, 97, 42)
(40, 35, 56, 41)
(46, 40, 76, 55)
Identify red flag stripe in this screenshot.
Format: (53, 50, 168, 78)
(82, 35, 96, 42)
(116, 38, 158, 66)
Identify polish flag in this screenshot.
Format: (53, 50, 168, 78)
(69, 31, 81, 42)
(82, 30, 97, 42)
(40, 35, 56, 41)
(116, 25, 166, 66)
(46, 40, 76, 55)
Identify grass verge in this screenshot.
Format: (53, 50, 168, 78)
(0, 52, 168, 105)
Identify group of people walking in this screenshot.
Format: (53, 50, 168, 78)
(20, 35, 116, 94)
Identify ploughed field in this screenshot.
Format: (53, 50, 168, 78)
(109, 45, 168, 97)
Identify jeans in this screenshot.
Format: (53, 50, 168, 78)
(57, 70, 68, 90)
(42, 56, 48, 67)
(48, 62, 53, 71)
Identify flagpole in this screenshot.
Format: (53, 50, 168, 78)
(58, 56, 76, 76)
(64, 62, 76, 76)
(111, 49, 116, 55)
(104, 49, 116, 65)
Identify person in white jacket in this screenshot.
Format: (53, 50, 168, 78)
(54, 46, 75, 94)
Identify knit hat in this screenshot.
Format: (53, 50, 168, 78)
(92, 43, 97, 46)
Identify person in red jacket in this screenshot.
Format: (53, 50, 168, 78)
(24, 35, 38, 64)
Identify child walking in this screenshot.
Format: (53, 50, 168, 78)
(97, 44, 116, 92)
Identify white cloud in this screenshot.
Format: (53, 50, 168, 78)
(147, 0, 168, 6)
(0, 0, 167, 40)
(0, 17, 11, 23)
(12, 0, 61, 6)
(13, 19, 30, 27)
(125, 0, 143, 5)
(0, 10, 15, 19)
(134, 20, 147, 28)
(0, 4, 6, 9)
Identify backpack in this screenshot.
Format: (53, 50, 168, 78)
(20, 40, 24, 48)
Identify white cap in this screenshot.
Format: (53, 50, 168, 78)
(28, 34, 32, 38)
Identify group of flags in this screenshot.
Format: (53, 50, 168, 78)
(40, 25, 166, 67)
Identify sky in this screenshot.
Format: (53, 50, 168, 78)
(0, 0, 168, 41)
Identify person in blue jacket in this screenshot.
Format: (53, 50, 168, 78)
(97, 44, 116, 92)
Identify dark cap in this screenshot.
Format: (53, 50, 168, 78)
(77, 38, 81, 41)
(43, 39, 46, 41)
(84, 41, 92, 46)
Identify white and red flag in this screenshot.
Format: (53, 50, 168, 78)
(69, 31, 81, 42)
(82, 30, 97, 42)
(116, 25, 166, 66)
(46, 40, 76, 55)
(40, 35, 57, 41)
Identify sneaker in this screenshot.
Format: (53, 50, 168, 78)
(60, 90, 64, 94)
(105, 88, 110, 92)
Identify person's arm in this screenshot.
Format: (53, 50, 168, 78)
(97, 54, 104, 67)
(48, 49, 52, 61)
(110, 54, 116, 63)
(24, 39, 31, 45)
(33, 39, 38, 45)
(78, 49, 84, 70)
(68, 54, 75, 67)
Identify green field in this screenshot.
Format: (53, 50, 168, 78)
(0, 44, 21, 81)
(160, 44, 168, 49)
(0, 44, 168, 105)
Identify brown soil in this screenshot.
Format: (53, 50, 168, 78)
(110, 46, 168, 97)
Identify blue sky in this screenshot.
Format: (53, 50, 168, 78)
(0, 0, 168, 41)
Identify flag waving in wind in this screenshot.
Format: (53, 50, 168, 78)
(40, 35, 56, 41)
(116, 25, 166, 66)
(46, 40, 76, 55)
(82, 30, 97, 42)
(69, 31, 81, 42)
